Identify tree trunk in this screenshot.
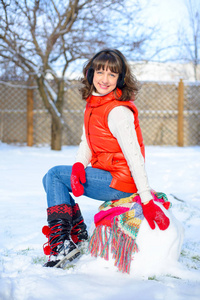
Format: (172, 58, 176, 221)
(51, 117, 63, 150)
(36, 76, 65, 150)
(51, 79, 65, 150)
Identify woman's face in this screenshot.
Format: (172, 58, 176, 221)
(93, 65, 119, 95)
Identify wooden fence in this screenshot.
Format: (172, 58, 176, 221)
(0, 79, 199, 147)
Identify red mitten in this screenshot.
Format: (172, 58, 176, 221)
(71, 162, 86, 197)
(142, 200, 170, 230)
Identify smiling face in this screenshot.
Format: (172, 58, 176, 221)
(93, 64, 119, 94)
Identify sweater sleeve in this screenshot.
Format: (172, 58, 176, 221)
(108, 106, 153, 203)
(75, 125, 92, 168)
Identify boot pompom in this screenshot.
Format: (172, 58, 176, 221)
(42, 225, 50, 237)
(43, 245, 51, 255)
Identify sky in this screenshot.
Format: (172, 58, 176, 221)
(145, 0, 187, 30)
(139, 0, 189, 61)
(66, 0, 191, 79)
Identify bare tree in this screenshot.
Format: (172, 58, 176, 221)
(178, 0, 200, 80)
(0, 0, 155, 150)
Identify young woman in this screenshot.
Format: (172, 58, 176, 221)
(42, 49, 169, 268)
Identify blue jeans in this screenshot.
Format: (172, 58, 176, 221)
(42, 166, 133, 208)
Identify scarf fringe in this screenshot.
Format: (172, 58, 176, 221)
(88, 225, 111, 260)
(88, 219, 138, 273)
(88, 191, 170, 274)
(111, 217, 138, 273)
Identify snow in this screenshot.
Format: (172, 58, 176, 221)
(0, 143, 200, 300)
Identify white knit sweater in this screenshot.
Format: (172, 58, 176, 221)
(76, 105, 153, 203)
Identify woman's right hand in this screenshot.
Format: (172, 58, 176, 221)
(70, 162, 86, 197)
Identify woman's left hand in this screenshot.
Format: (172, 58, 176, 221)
(142, 200, 170, 230)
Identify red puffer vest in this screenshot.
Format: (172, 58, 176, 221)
(84, 90, 145, 193)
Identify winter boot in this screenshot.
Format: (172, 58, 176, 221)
(42, 204, 80, 268)
(71, 203, 88, 246)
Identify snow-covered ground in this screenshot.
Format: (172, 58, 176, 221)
(0, 143, 200, 300)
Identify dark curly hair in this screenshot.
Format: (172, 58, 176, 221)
(79, 49, 140, 101)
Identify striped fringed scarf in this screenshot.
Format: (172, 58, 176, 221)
(88, 191, 171, 274)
